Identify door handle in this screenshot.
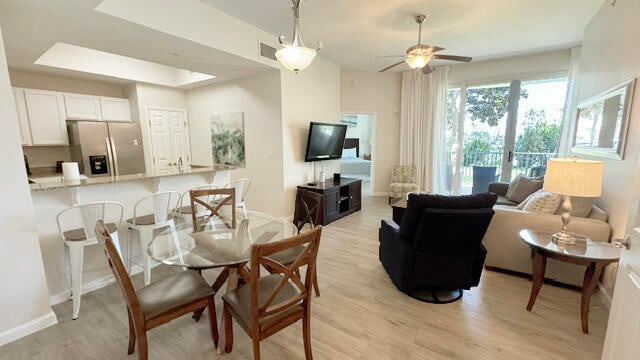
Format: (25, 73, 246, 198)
(613, 236, 631, 249)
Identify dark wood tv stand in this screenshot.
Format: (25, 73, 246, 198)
(297, 177, 361, 225)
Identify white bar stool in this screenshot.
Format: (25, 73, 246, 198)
(218, 178, 251, 218)
(56, 201, 124, 320)
(126, 191, 181, 285)
(174, 183, 219, 224)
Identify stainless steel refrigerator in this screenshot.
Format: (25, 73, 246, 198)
(67, 121, 146, 177)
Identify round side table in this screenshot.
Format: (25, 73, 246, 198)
(519, 229, 621, 334)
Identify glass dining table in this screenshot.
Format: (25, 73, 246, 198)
(147, 213, 298, 353)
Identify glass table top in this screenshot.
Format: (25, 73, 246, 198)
(519, 229, 621, 262)
(148, 214, 298, 269)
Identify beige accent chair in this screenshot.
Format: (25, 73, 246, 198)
(388, 165, 419, 203)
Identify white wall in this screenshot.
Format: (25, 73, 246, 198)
(0, 27, 56, 346)
(187, 70, 285, 217)
(130, 82, 188, 173)
(448, 49, 572, 85)
(573, 0, 640, 292)
(281, 57, 342, 216)
(9, 69, 125, 97)
(341, 71, 402, 195)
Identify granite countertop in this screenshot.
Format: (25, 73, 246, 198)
(29, 165, 236, 192)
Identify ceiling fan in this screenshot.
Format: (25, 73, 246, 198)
(378, 14, 472, 74)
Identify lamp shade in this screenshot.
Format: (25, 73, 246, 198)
(275, 46, 317, 72)
(543, 158, 604, 197)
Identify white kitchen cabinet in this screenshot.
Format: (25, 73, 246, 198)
(100, 97, 131, 122)
(64, 93, 102, 121)
(12, 88, 32, 145)
(24, 89, 68, 145)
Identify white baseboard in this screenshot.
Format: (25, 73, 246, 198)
(49, 263, 152, 306)
(0, 310, 57, 347)
(597, 281, 613, 309)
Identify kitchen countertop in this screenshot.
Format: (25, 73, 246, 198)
(29, 165, 236, 192)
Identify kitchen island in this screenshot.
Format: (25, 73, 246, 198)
(29, 164, 235, 305)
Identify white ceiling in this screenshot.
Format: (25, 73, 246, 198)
(0, 0, 604, 83)
(203, 0, 604, 71)
(0, 0, 272, 85)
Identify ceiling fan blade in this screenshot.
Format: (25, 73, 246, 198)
(374, 55, 405, 59)
(379, 61, 405, 72)
(432, 54, 472, 62)
(422, 65, 435, 74)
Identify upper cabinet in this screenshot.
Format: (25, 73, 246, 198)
(100, 97, 131, 122)
(64, 93, 102, 121)
(24, 89, 69, 146)
(12, 88, 32, 146)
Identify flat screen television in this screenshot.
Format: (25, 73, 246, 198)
(304, 122, 348, 162)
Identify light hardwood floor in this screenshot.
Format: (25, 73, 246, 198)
(0, 196, 610, 359)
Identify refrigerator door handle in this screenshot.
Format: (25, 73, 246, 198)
(110, 137, 120, 177)
(105, 137, 115, 176)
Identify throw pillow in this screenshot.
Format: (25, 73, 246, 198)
(505, 175, 522, 199)
(508, 176, 544, 203)
(555, 196, 594, 218)
(522, 190, 562, 214)
(516, 192, 536, 210)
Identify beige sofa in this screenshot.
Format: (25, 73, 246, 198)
(483, 183, 611, 286)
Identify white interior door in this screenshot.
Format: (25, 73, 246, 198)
(168, 111, 191, 166)
(147, 109, 173, 174)
(602, 159, 640, 359)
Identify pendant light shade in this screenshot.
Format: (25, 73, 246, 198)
(275, 46, 317, 72)
(277, 0, 321, 73)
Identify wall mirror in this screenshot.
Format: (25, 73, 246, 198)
(573, 78, 636, 159)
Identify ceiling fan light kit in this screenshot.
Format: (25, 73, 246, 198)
(378, 14, 472, 73)
(276, 0, 322, 73)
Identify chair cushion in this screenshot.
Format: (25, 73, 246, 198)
(63, 222, 118, 241)
(389, 183, 419, 197)
(137, 270, 214, 319)
(126, 214, 160, 226)
(222, 274, 304, 332)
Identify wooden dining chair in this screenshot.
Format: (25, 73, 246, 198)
(189, 188, 236, 231)
(222, 226, 322, 360)
(94, 220, 218, 360)
(264, 189, 323, 296)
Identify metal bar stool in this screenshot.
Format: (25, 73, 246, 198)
(56, 201, 124, 319)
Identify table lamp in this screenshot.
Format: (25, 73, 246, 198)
(543, 157, 604, 246)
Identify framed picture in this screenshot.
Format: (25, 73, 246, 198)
(210, 112, 246, 168)
(573, 78, 636, 160)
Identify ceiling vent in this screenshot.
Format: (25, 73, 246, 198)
(259, 41, 278, 62)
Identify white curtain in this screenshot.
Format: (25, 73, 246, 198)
(558, 46, 582, 156)
(400, 66, 449, 193)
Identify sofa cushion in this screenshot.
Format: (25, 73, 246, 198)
(589, 204, 609, 222)
(554, 196, 594, 218)
(522, 190, 562, 214)
(496, 195, 518, 206)
(508, 176, 544, 203)
(505, 175, 521, 199)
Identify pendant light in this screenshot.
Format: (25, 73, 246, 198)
(276, 0, 322, 73)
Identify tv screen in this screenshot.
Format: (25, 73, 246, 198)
(304, 122, 348, 162)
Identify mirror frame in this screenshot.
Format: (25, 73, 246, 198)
(572, 78, 636, 160)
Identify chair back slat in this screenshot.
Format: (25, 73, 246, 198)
(56, 201, 124, 242)
(249, 226, 321, 323)
(132, 191, 181, 225)
(180, 184, 219, 215)
(223, 178, 251, 206)
(293, 190, 324, 232)
(94, 220, 141, 316)
(189, 188, 236, 231)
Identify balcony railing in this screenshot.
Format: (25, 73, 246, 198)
(451, 151, 556, 183)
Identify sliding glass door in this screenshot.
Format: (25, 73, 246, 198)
(446, 76, 568, 195)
